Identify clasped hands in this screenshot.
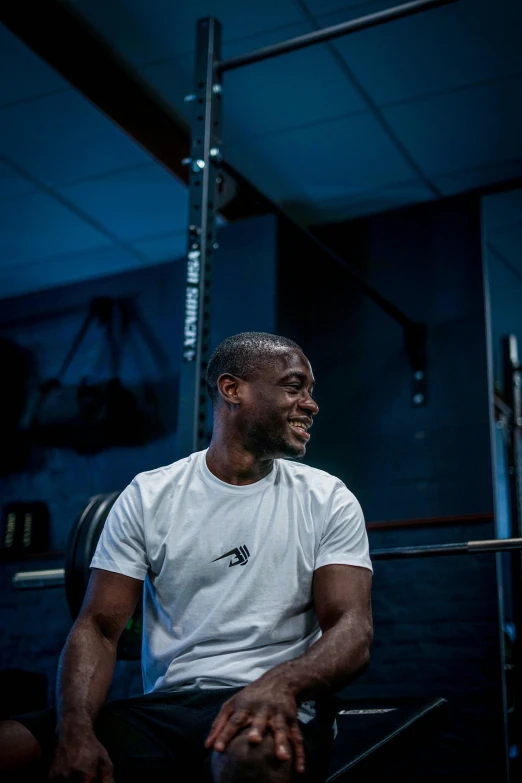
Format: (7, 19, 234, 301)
(204, 674, 306, 774)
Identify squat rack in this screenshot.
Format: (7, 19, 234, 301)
(177, 0, 459, 457)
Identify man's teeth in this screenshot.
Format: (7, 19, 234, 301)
(290, 421, 306, 430)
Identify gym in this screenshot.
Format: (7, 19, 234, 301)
(0, 1, 520, 781)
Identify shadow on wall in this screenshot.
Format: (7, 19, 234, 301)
(0, 298, 179, 475)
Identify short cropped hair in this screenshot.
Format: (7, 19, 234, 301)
(206, 332, 302, 409)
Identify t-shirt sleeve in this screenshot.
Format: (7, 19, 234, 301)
(315, 481, 372, 573)
(90, 478, 149, 581)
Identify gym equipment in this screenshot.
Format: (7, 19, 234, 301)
(1, 502, 50, 559)
(178, 0, 460, 457)
(12, 491, 522, 665)
(11, 492, 142, 660)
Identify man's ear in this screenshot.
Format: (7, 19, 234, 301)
(217, 374, 242, 407)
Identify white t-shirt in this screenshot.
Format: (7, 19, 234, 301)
(91, 449, 372, 696)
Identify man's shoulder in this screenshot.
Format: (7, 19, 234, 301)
(278, 458, 343, 489)
(132, 451, 201, 492)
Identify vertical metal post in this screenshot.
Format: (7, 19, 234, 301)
(503, 335, 522, 767)
(504, 336, 522, 538)
(178, 18, 222, 456)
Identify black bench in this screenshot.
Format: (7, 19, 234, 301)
(326, 697, 447, 782)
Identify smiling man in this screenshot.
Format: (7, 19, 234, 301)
(0, 332, 373, 783)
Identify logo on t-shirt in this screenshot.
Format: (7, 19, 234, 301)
(212, 544, 250, 567)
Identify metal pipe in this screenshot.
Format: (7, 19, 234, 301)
(12, 568, 65, 589)
(12, 539, 522, 589)
(371, 537, 522, 560)
(218, 0, 458, 73)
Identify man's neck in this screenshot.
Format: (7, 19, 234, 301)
(205, 440, 274, 486)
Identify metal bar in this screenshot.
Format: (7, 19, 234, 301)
(12, 569, 65, 589)
(218, 0, 458, 73)
(178, 18, 222, 456)
(504, 336, 522, 538)
(296, 222, 416, 329)
(502, 334, 522, 768)
(13, 538, 522, 589)
(371, 537, 522, 560)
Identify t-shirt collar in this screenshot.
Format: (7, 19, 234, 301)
(199, 449, 278, 495)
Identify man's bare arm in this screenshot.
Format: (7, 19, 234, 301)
(266, 564, 373, 701)
(48, 569, 143, 781)
(205, 564, 372, 771)
(56, 568, 142, 731)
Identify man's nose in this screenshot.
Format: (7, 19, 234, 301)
(300, 395, 319, 415)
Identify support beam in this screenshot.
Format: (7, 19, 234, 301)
(218, 0, 459, 73)
(178, 18, 222, 456)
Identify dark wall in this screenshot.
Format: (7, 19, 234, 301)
(277, 196, 504, 780)
(0, 214, 277, 706)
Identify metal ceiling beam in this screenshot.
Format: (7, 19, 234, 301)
(218, 0, 459, 73)
(0, 0, 269, 222)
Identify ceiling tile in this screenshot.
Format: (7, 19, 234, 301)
(69, 0, 307, 65)
(307, 179, 434, 223)
(0, 159, 39, 201)
(0, 90, 152, 187)
(324, 0, 522, 105)
(0, 243, 144, 300)
(433, 159, 522, 198)
(230, 112, 418, 207)
(223, 42, 367, 139)
(144, 29, 367, 140)
(131, 230, 187, 263)
(300, 0, 386, 15)
(58, 164, 188, 241)
(0, 191, 110, 265)
(382, 77, 522, 180)
(140, 20, 315, 126)
(0, 24, 67, 108)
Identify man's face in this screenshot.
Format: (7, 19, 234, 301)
(236, 349, 319, 459)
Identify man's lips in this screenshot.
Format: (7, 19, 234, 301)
(289, 422, 311, 441)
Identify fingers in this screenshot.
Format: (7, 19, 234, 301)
(213, 708, 251, 751)
(206, 703, 306, 775)
(288, 721, 306, 774)
(204, 702, 235, 748)
(246, 707, 269, 744)
(268, 715, 305, 774)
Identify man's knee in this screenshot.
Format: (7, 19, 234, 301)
(0, 719, 43, 778)
(211, 727, 293, 781)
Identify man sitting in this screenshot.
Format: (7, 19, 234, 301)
(0, 332, 373, 783)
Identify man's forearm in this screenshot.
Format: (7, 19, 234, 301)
(56, 617, 117, 734)
(264, 612, 373, 702)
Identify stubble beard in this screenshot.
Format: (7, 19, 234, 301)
(244, 419, 306, 460)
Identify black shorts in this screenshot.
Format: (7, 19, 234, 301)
(14, 686, 338, 782)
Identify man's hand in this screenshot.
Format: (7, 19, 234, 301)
(49, 728, 114, 782)
(204, 676, 306, 774)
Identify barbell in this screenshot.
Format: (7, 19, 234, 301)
(11, 491, 522, 661)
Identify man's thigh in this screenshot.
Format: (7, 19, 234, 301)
(94, 687, 245, 781)
(11, 689, 238, 781)
(13, 689, 336, 782)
